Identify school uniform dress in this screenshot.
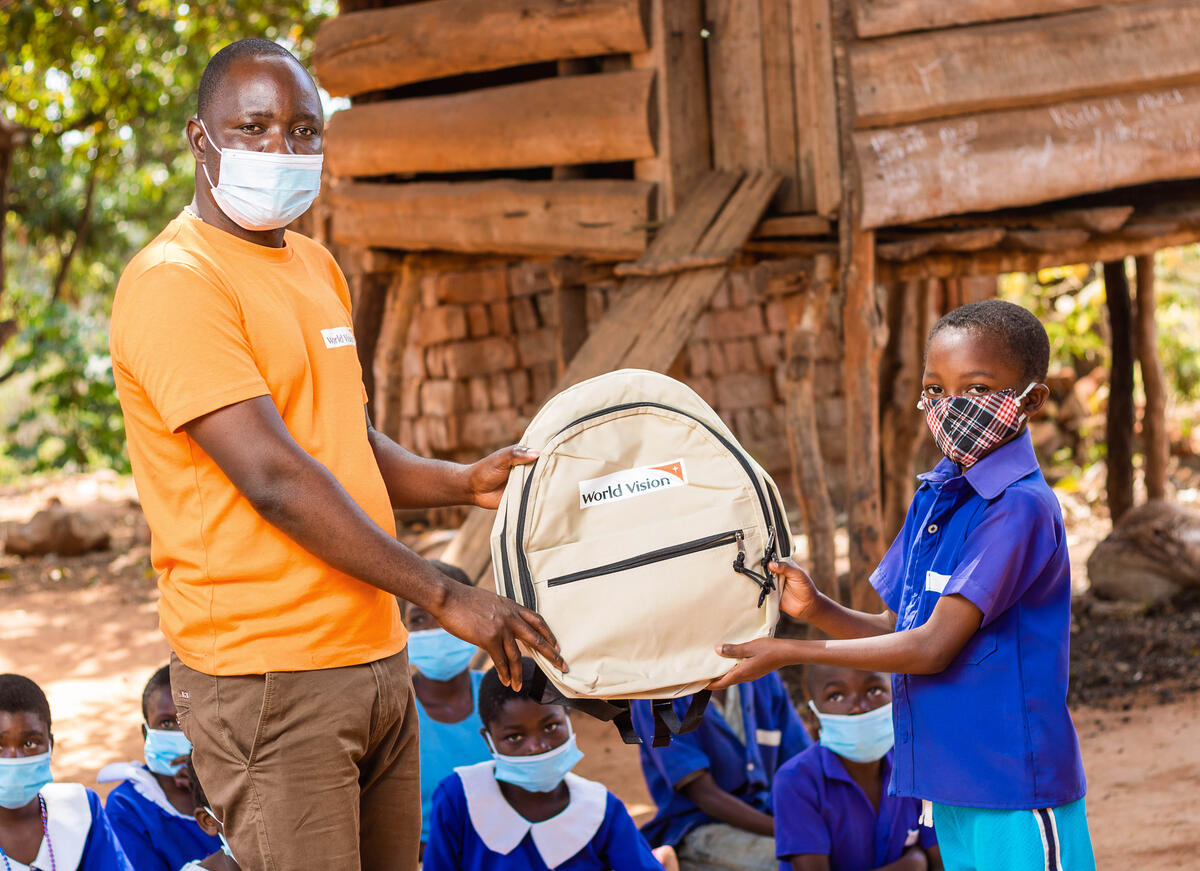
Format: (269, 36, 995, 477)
(3, 784, 133, 871)
(631, 672, 811, 848)
(422, 762, 663, 871)
(772, 746, 935, 871)
(97, 762, 220, 871)
(415, 671, 491, 844)
(871, 431, 1093, 870)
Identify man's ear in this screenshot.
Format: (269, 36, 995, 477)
(194, 806, 221, 837)
(141, 723, 148, 741)
(185, 116, 208, 164)
(1023, 383, 1051, 417)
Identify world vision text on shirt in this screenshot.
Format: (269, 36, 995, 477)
(110, 212, 405, 676)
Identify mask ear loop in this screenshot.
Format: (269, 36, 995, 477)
(1014, 381, 1038, 424)
(196, 119, 223, 191)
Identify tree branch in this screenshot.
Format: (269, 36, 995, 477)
(51, 159, 100, 303)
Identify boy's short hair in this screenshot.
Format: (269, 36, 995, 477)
(928, 299, 1050, 384)
(0, 674, 52, 731)
(477, 658, 542, 729)
(429, 560, 472, 587)
(141, 665, 172, 721)
(186, 758, 208, 809)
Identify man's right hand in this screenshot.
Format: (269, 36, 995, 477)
(431, 581, 566, 690)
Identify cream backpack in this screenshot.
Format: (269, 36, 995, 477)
(490, 369, 791, 745)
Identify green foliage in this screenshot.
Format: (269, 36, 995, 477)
(0, 0, 334, 478)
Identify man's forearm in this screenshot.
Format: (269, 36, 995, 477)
(369, 427, 474, 508)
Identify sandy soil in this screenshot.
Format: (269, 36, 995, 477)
(2, 473, 1198, 868)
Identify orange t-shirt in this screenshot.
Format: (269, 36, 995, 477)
(110, 212, 405, 675)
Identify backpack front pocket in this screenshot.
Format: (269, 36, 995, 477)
(546, 530, 743, 587)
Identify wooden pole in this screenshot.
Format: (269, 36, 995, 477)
(879, 279, 930, 538)
(1103, 259, 1136, 523)
(1134, 253, 1169, 500)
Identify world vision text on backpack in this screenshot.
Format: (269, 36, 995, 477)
(491, 369, 792, 745)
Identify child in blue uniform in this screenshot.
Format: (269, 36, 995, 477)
(773, 665, 938, 871)
(178, 760, 238, 871)
(713, 301, 1095, 871)
(100, 666, 220, 870)
(424, 659, 671, 871)
(0, 674, 132, 871)
(631, 672, 811, 871)
(403, 561, 492, 850)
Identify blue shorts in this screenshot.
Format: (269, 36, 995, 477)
(932, 799, 1095, 871)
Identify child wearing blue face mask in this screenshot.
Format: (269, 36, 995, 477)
(99, 666, 220, 871)
(423, 659, 676, 871)
(177, 761, 239, 871)
(403, 561, 493, 851)
(773, 666, 939, 871)
(0, 674, 132, 871)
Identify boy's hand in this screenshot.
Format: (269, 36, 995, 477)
(465, 445, 538, 509)
(707, 638, 790, 690)
(771, 559, 820, 620)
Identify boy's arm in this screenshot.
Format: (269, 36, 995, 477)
(790, 857, 832, 871)
(679, 773, 775, 836)
(775, 559, 895, 639)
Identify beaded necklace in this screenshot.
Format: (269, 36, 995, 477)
(0, 794, 55, 871)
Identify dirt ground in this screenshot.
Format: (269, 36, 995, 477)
(2, 472, 1198, 868)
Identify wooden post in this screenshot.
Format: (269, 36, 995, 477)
(1134, 254, 1169, 501)
(784, 255, 841, 602)
(1103, 259, 1136, 523)
(880, 279, 931, 538)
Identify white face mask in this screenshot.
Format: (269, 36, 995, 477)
(199, 120, 323, 232)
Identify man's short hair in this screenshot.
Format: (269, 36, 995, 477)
(197, 38, 307, 120)
(0, 674, 52, 731)
(928, 299, 1051, 383)
(187, 757, 209, 809)
(477, 659, 544, 729)
(141, 664, 172, 722)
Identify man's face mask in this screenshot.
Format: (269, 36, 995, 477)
(198, 120, 323, 232)
(918, 383, 1036, 467)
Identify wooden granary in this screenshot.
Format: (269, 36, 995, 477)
(310, 0, 1200, 597)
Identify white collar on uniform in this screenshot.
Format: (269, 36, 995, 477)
(455, 761, 607, 869)
(98, 761, 194, 821)
(7, 783, 91, 871)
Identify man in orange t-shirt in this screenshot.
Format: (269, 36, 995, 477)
(109, 39, 564, 871)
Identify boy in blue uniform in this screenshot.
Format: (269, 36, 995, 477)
(774, 665, 938, 871)
(424, 659, 673, 871)
(632, 672, 811, 870)
(712, 301, 1095, 871)
(0, 674, 132, 871)
(402, 561, 492, 850)
(100, 666, 220, 870)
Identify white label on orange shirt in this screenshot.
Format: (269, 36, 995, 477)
(578, 459, 687, 510)
(322, 327, 356, 349)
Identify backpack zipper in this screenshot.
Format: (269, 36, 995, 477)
(545, 530, 742, 587)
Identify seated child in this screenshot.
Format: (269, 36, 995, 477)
(405, 560, 493, 848)
(177, 760, 238, 871)
(423, 659, 675, 871)
(0, 673, 132, 871)
(773, 665, 939, 871)
(99, 665, 220, 870)
(632, 672, 811, 871)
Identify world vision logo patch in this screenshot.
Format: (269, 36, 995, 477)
(578, 459, 688, 510)
(321, 326, 356, 349)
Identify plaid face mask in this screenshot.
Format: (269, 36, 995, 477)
(918, 383, 1035, 467)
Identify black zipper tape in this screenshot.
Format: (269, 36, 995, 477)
(546, 530, 741, 587)
(515, 467, 538, 609)
(498, 514, 515, 601)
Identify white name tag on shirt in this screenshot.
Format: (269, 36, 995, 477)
(925, 571, 950, 594)
(755, 729, 782, 747)
(322, 327, 356, 349)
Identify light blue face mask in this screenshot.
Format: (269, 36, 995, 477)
(204, 807, 235, 859)
(0, 751, 53, 809)
(408, 628, 477, 682)
(144, 727, 192, 776)
(808, 701, 895, 763)
(486, 721, 584, 793)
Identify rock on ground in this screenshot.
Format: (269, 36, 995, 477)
(1087, 500, 1200, 604)
(3, 498, 111, 557)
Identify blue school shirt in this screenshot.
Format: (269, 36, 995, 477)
(6, 784, 133, 871)
(773, 745, 935, 871)
(98, 762, 220, 871)
(870, 431, 1086, 809)
(423, 762, 663, 871)
(416, 671, 491, 843)
(631, 672, 811, 847)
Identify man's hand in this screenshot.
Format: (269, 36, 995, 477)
(466, 445, 538, 510)
(771, 558, 820, 620)
(431, 580, 566, 689)
(707, 637, 791, 691)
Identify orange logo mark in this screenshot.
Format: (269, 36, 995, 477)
(652, 461, 685, 481)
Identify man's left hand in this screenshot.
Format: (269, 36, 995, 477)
(466, 445, 538, 509)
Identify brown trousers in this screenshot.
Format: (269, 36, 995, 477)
(171, 648, 420, 871)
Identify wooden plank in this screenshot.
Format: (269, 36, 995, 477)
(854, 0, 1148, 40)
(856, 82, 1200, 228)
(707, 0, 770, 170)
(755, 214, 835, 237)
(761, 0, 801, 211)
(313, 0, 649, 96)
(878, 228, 1008, 262)
(1005, 228, 1092, 251)
(632, 0, 712, 217)
(790, 0, 841, 214)
(912, 205, 1134, 233)
(371, 259, 424, 439)
(329, 179, 654, 259)
(326, 69, 656, 177)
(850, 1, 1200, 128)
